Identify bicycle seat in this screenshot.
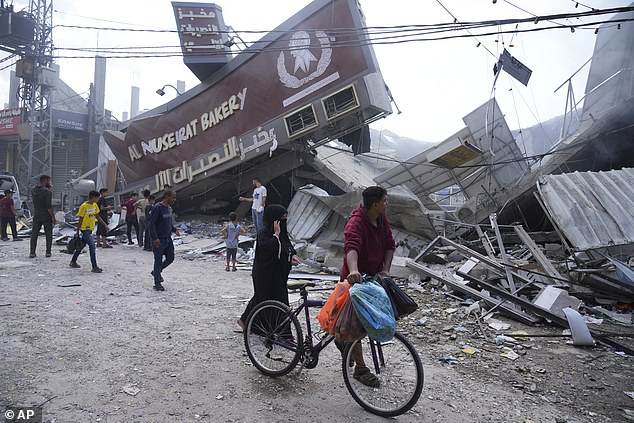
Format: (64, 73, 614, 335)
(287, 281, 316, 290)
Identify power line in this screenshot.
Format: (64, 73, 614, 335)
(53, 8, 164, 29)
(502, 0, 567, 28)
(570, 0, 598, 11)
(51, 5, 634, 35)
(435, 0, 497, 59)
(45, 16, 634, 60)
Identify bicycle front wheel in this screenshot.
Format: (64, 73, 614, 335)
(244, 300, 303, 376)
(342, 331, 424, 417)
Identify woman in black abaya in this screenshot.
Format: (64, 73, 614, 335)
(237, 204, 296, 330)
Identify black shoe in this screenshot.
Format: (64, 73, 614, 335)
(128, 242, 134, 245)
(13, 238, 23, 241)
(91, 267, 103, 273)
(70, 261, 80, 268)
(153, 283, 165, 291)
(29, 253, 36, 258)
(45, 252, 51, 257)
(1, 238, 8, 241)
(150, 270, 164, 283)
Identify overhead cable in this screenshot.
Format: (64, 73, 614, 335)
(47, 16, 634, 60)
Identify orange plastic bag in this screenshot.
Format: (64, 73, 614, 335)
(316, 281, 350, 335)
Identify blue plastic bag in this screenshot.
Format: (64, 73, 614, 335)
(349, 280, 396, 343)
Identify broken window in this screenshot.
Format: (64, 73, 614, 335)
(322, 86, 359, 120)
(284, 104, 318, 138)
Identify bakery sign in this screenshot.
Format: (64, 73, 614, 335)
(104, 0, 375, 183)
(126, 88, 247, 161)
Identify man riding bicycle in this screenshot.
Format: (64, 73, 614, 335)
(337, 185, 395, 388)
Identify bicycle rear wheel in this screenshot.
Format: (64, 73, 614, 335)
(244, 300, 303, 376)
(342, 331, 424, 417)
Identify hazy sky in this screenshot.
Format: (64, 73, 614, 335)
(1, 0, 630, 142)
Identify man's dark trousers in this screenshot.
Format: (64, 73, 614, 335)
(30, 217, 53, 255)
(1, 216, 18, 240)
(153, 237, 174, 285)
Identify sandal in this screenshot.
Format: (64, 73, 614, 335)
(236, 318, 246, 333)
(353, 366, 380, 388)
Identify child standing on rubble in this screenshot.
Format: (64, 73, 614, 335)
(222, 212, 246, 272)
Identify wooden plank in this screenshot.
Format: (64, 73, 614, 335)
(514, 225, 563, 280)
(407, 260, 540, 325)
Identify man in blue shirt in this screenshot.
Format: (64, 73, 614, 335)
(147, 190, 180, 291)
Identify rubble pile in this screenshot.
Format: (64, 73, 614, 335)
(404, 219, 633, 356)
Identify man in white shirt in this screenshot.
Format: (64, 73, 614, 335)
(239, 177, 267, 235)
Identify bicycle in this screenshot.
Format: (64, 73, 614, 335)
(243, 280, 424, 417)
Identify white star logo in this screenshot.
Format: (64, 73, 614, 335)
(289, 31, 317, 74)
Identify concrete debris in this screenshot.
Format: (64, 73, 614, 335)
(122, 384, 140, 396)
(488, 319, 511, 331)
(404, 221, 633, 355)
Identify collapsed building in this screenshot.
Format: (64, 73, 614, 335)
(99, 1, 634, 350)
(103, 0, 394, 216)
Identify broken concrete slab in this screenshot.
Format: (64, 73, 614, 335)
(533, 286, 583, 320)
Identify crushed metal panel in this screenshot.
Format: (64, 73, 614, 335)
(461, 98, 529, 196)
(313, 146, 382, 190)
(426, 127, 481, 168)
(537, 168, 634, 250)
(287, 185, 333, 240)
(582, 9, 634, 119)
(375, 98, 529, 223)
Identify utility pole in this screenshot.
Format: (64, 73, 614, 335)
(15, 0, 54, 203)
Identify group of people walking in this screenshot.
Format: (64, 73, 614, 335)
(23, 176, 179, 291)
(23, 175, 396, 388)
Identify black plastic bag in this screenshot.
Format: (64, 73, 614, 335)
(67, 234, 86, 254)
(335, 297, 366, 342)
(375, 275, 418, 319)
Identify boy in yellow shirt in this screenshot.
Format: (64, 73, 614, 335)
(70, 190, 108, 273)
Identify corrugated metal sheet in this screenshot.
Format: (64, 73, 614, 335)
(287, 185, 333, 240)
(537, 168, 634, 251)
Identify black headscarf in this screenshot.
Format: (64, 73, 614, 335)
(260, 204, 294, 258)
(262, 204, 287, 233)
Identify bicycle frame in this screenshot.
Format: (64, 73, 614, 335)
(292, 287, 335, 356)
(266, 286, 388, 376)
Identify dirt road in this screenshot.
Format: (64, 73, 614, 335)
(1, 239, 631, 422)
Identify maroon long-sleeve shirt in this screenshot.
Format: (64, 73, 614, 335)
(340, 206, 396, 281)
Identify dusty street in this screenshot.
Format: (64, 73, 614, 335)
(1, 238, 632, 423)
